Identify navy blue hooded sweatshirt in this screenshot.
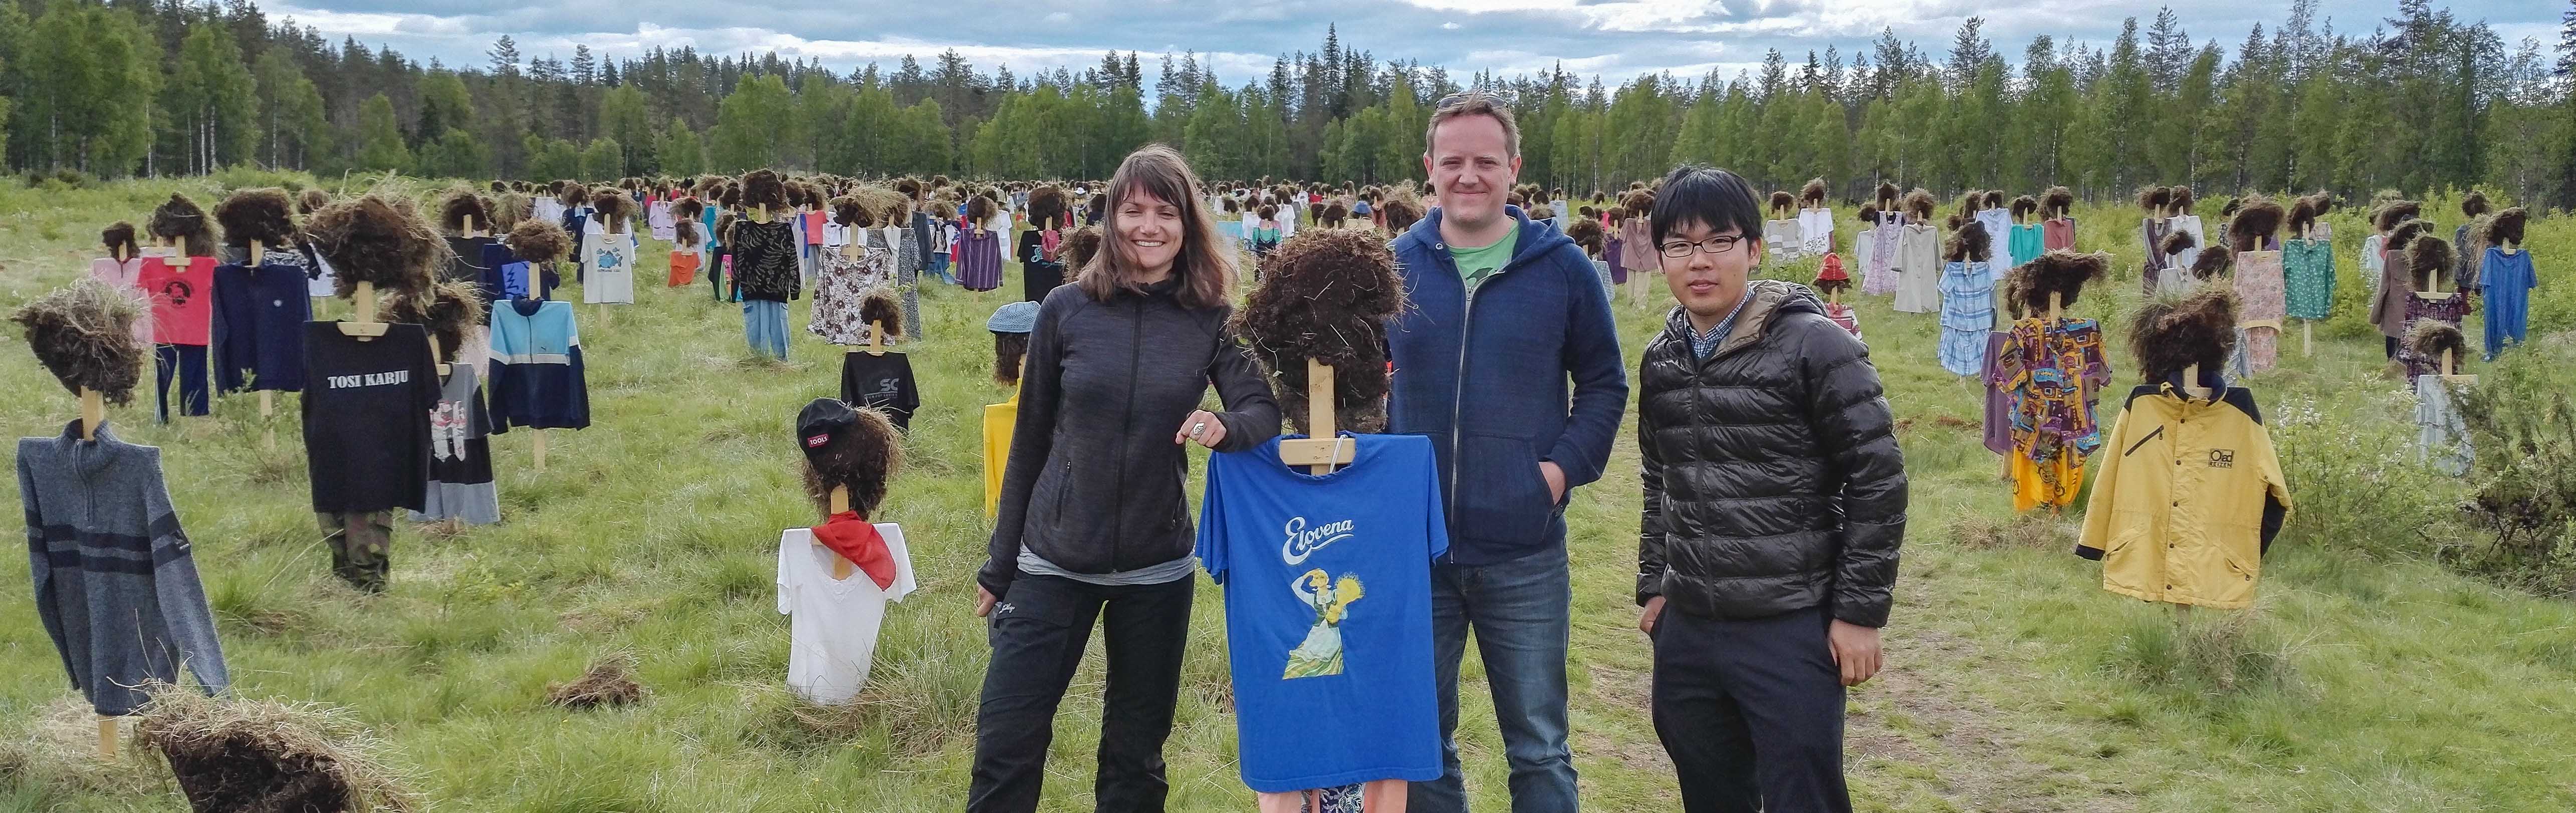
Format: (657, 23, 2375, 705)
(1387, 204, 1628, 566)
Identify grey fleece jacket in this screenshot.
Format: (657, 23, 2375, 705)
(20, 421, 229, 715)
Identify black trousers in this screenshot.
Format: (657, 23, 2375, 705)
(968, 573, 1194, 813)
(1651, 605, 1852, 813)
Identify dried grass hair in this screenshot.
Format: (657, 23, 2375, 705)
(101, 221, 140, 259)
(297, 189, 333, 216)
(2138, 185, 2172, 212)
(2386, 218, 2433, 254)
(2010, 195, 2038, 221)
(2460, 191, 2489, 218)
(1855, 204, 1880, 224)
(799, 406, 902, 518)
(858, 289, 902, 340)
(506, 218, 572, 264)
(2372, 201, 2421, 233)
(2407, 234, 2454, 291)
(2013, 250, 2110, 315)
(1564, 216, 1604, 257)
(491, 193, 530, 231)
(2189, 244, 2234, 280)
(894, 177, 922, 198)
(1946, 220, 1990, 262)
(545, 653, 646, 710)
(2406, 319, 2468, 368)
(672, 217, 698, 247)
(2043, 187, 2074, 218)
(2169, 186, 2194, 213)
(1981, 190, 2006, 209)
(2284, 197, 2320, 237)
(1324, 201, 1349, 225)
(12, 281, 146, 405)
(1800, 178, 1827, 205)
(306, 194, 445, 298)
(1061, 225, 1104, 270)
(1623, 189, 1656, 216)
(215, 188, 297, 249)
(590, 188, 635, 233)
(2160, 229, 2197, 257)
(741, 169, 791, 211)
(2229, 197, 2284, 250)
(133, 687, 418, 813)
(831, 196, 873, 228)
(381, 279, 485, 365)
(2484, 207, 2527, 247)
(149, 194, 217, 256)
(1876, 181, 1900, 207)
(966, 195, 997, 224)
(1768, 191, 1795, 217)
(1903, 189, 1935, 220)
(2220, 197, 2243, 218)
(436, 188, 493, 234)
(2129, 285, 2238, 381)
(1028, 184, 1067, 230)
(555, 182, 586, 206)
(1233, 228, 1408, 434)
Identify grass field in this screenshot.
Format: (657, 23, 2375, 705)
(4, 177, 2574, 812)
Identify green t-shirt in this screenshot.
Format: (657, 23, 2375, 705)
(1450, 228, 1519, 296)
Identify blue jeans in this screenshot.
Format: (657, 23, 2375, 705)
(1410, 547, 1577, 813)
(930, 251, 954, 284)
(743, 299, 787, 359)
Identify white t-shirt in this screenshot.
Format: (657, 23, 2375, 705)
(776, 524, 917, 705)
(307, 250, 338, 298)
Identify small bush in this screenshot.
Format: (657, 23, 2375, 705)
(2447, 336, 2576, 597)
(2269, 388, 2459, 560)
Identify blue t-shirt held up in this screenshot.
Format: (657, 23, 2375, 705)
(1198, 433, 1449, 792)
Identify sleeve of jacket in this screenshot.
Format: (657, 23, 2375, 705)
(1634, 357, 1668, 607)
(2075, 407, 2129, 561)
(1204, 319, 1283, 453)
(2253, 414, 2291, 556)
(144, 451, 228, 695)
(979, 296, 1070, 599)
(1544, 245, 1629, 489)
(1799, 320, 1906, 628)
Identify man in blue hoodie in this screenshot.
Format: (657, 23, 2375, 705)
(1390, 92, 1628, 813)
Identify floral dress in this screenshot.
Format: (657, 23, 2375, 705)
(1864, 211, 1904, 295)
(2395, 291, 2470, 379)
(809, 245, 891, 345)
(1937, 259, 1995, 377)
(2235, 249, 2286, 372)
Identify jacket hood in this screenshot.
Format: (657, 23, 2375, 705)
(1396, 203, 1574, 272)
(1658, 279, 1825, 359)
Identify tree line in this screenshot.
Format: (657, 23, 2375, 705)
(0, 0, 2570, 208)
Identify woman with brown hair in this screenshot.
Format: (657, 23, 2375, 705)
(970, 144, 1281, 813)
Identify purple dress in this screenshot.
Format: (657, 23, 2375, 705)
(956, 226, 1003, 292)
(1981, 331, 2013, 455)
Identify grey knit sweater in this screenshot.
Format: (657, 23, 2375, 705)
(19, 420, 229, 715)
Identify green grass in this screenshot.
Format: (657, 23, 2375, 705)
(4, 177, 2574, 811)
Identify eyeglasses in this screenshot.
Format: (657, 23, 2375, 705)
(1660, 234, 1749, 258)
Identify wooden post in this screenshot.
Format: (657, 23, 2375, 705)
(825, 486, 854, 580)
(866, 320, 890, 355)
(532, 430, 547, 472)
(2180, 364, 2211, 400)
(463, 214, 478, 238)
(97, 716, 117, 760)
(2048, 291, 2062, 324)
(338, 282, 388, 341)
(429, 335, 449, 378)
(260, 390, 275, 451)
(1277, 359, 1356, 474)
(2441, 349, 2454, 378)
(249, 240, 265, 266)
(2303, 320, 2314, 357)
(79, 388, 104, 440)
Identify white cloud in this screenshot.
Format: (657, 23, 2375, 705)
(1441, 21, 1460, 30)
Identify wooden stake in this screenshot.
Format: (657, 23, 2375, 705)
(2180, 364, 2211, 400)
(2303, 321, 2314, 357)
(1278, 359, 1356, 473)
(260, 390, 275, 451)
(2048, 291, 2062, 324)
(339, 282, 388, 340)
(429, 335, 449, 378)
(825, 486, 854, 580)
(97, 716, 117, 760)
(79, 388, 104, 440)
(532, 430, 547, 471)
(249, 240, 265, 266)
(866, 320, 891, 355)
(463, 214, 478, 237)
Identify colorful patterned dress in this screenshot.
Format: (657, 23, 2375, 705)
(1937, 259, 1995, 376)
(1992, 317, 2112, 510)
(1864, 211, 1904, 295)
(2234, 249, 2286, 372)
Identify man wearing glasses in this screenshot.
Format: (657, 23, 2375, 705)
(1632, 165, 1905, 813)
(1386, 92, 1627, 812)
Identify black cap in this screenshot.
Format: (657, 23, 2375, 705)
(796, 398, 859, 466)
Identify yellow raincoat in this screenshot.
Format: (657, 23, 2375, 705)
(2076, 380, 2292, 609)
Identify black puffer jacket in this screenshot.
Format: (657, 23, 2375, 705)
(1635, 280, 1907, 627)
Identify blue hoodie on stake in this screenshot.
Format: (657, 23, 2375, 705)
(1387, 204, 1627, 566)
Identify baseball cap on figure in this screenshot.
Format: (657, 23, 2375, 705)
(796, 398, 860, 468)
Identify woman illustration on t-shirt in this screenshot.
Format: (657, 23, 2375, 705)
(1284, 569, 1365, 679)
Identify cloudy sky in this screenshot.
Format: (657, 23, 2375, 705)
(272, 0, 2563, 90)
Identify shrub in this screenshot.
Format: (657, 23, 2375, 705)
(2447, 336, 2576, 597)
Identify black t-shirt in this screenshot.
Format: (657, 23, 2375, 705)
(840, 351, 921, 431)
(444, 236, 498, 284)
(301, 322, 438, 513)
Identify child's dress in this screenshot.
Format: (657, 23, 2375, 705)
(1936, 258, 1995, 377)
(2233, 249, 2286, 373)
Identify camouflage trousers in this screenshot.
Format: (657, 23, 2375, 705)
(318, 511, 393, 593)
